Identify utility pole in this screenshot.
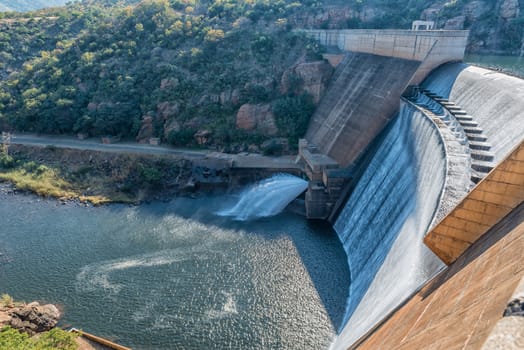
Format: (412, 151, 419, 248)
(1, 131, 11, 155)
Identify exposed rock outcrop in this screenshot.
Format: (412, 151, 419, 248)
(157, 101, 179, 120)
(281, 61, 333, 104)
(444, 15, 466, 30)
(1, 302, 60, 335)
(289, 6, 383, 28)
(500, 0, 520, 19)
(194, 130, 211, 145)
(236, 103, 278, 136)
(463, 1, 490, 21)
(421, 6, 442, 21)
(220, 89, 240, 105)
(136, 116, 154, 143)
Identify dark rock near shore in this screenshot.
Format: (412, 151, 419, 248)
(9, 302, 60, 335)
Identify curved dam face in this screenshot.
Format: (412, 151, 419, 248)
(422, 63, 524, 163)
(332, 101, 446, 348)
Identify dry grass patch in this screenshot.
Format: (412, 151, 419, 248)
(0, 162, 121, 205)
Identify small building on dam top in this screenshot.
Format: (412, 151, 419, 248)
(296, 27, 524, 349)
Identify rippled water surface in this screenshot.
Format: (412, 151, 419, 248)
(0, 189, 349, 349)
(465, 54, 524, 78)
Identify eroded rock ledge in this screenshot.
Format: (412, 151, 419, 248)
(0, 301, 60, 335)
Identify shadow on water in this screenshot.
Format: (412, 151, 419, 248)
(129, 192, 351, 333)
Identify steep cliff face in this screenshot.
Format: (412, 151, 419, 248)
(290, 0, 524, 55)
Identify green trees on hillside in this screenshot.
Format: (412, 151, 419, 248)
(272, 94, 315, 145)
(0, 0, 322, 149)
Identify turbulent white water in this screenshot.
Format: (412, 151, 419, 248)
(217, 174, 308, 221)
(332, 102, 446, 348)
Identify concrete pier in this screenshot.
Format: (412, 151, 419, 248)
(297, 139, 351, 219)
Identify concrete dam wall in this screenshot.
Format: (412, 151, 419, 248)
(331, 101, 448, 349)
(302, 29, 523, 349)
(305, 53, 420, 167)
(303, 29, 469, 85)
(326, 64, 524, 349)
(422, 63, 524, 163)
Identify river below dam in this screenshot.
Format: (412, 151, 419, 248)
(0, 185, 349, 349)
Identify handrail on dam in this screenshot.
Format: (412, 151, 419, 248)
(70, 328, 132, 350)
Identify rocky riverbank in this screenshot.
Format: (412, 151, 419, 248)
(0, 299, 60, 335)
(0, 144, 197, 205)
(0, 143, 303, 206)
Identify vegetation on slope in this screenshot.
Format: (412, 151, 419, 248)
(0, 294, 77, 350)
(0, 145, 192, 204)
(0, 0, 521, 154)
(0, 0, 324, 151)
(0, 326, 78, 350)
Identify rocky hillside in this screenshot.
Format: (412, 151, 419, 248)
(0, 0, 521, 154)
(0, 0, 332, 153)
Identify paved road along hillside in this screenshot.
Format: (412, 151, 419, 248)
(8, 133, 302, 170)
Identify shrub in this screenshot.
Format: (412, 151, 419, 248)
(0, 326, 78, 350)
(0, 154, 14, 169)
(272, 93, 315, 145)
(137, 163, 162, 187)
(1, 294, 13, 307)
(167, 129, 195, 147)
(22, 161, 38, 172)
(37, 328, 78, 350)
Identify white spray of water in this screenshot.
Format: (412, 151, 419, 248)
(217, 174, 308, 221)
(331, 103, 446, 349)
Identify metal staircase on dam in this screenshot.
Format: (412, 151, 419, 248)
(409, 88, 495, 185)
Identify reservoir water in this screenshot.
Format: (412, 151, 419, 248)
(465, 54, 524, 78)
(0, 186, 349, 349)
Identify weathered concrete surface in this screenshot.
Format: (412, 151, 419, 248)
(422, 64, 524, 164)
(482, 276, 524, 349)
(302, 29, 469, 84)
(424, 141, 524, 265)
(481, 317, 524, 350)
(305, 53, 420, 167)
(353, 200, 524, 349)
